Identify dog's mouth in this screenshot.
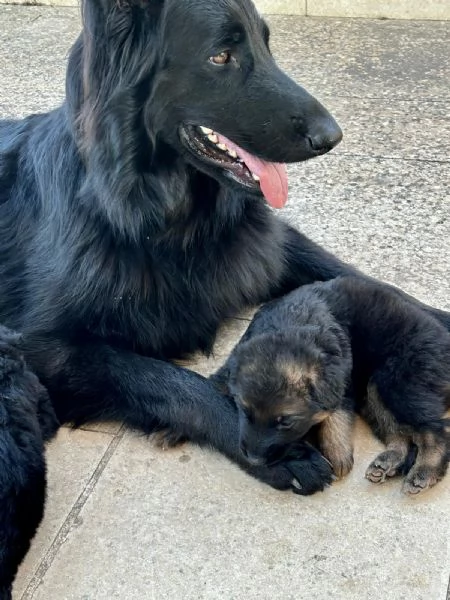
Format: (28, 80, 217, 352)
(179, 125, 288, 208)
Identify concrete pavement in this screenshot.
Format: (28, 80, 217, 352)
(0, 7, 449, 600)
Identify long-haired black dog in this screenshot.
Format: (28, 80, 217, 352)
(1, 0, 450, 591)
(212, 276, 450, 494)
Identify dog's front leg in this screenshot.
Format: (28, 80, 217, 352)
(275, 224, 450, 330)
(318, 408, 355, 479)
(274, 224, 360, 295)
(23, 337, 333, 495)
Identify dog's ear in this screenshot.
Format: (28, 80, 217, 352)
(66, 0, 167, 240)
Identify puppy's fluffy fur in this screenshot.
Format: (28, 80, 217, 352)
(213, 276, 450, 494)
(0, 326, 58, 599)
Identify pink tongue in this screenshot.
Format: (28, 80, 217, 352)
(216, 133, 288, 209)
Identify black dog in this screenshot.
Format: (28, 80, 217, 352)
(214, 276, 450, 494)
(1, 0, 450, 588)
(0, 326, 59, 599)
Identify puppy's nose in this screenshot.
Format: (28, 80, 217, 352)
(240, 442, 266, 466)
(240, 441, 249, 458)
(307, 119, 343, 154)
(245, 453, 266, 466)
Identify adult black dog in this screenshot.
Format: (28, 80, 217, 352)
(1, 0, 449, 593)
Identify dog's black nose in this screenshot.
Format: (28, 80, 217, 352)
(307, 121, 343, 154)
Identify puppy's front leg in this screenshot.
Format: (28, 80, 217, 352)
(318, 408, 355, 479)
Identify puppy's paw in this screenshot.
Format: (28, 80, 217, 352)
(153, 429, 188, 450)
(365, 449, 404, 483)
(402, 465, 444, 496)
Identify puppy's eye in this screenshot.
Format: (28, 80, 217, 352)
(276, 416, 294, 430)
(209, 51, 231, 65)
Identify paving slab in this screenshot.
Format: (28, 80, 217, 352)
(0, 6, 449, 600)
(271, 16, 450, 100)
(23, 420, 450, 600)
(13, 428, 119, 598)
(1, 0, 449, 20)
(284, 155, 450, 310)
(306, 0, 450, 21)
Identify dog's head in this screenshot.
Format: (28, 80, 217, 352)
(154, 0, 342, 208)
(228, 329, 350, 465)
(72, 0, 342, 214)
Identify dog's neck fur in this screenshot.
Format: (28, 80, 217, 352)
(65, 30, 253, 248)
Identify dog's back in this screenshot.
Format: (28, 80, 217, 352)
(300, 276, 450, 493)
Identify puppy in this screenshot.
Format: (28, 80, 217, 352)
(212, 276, 450, 495)
(0, 325, 59, 599)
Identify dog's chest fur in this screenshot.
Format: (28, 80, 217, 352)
(14, 193, 286, 359)
(84, 212, 285, 357)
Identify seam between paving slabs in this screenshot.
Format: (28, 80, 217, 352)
(20, 425, 127, 600)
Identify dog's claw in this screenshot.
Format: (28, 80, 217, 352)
(153, 429, 187, 450)
(291, 478, 302, 491)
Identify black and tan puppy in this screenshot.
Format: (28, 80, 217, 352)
(212, 276, 450, 495)
(0, 326, 59, 599)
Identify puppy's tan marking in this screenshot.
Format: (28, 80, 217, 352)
(312, 410, 330, 424)
(318, 408, 354, 478)
(365, 383, 401, 436)
(280, 361, 319, 389)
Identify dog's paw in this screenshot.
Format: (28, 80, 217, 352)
(365, 449, 406, 483)
(401, 465, 444, 496)
(285, 447, 335, 495)
(153, 429, 187, 450)
(249, 445, 334, 496)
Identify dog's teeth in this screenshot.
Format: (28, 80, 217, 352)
(208, 134, 219, 144)
(252, 173, 260, 182)
(228, 149, 238, 158)
(200, 126, 213, 135)
(217, 143, 228, 151)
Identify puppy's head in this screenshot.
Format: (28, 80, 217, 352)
(229, 328, 350, 466)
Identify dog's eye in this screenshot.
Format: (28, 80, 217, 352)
(209, 51, 231, 65)
(276, 416, 294, 430)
